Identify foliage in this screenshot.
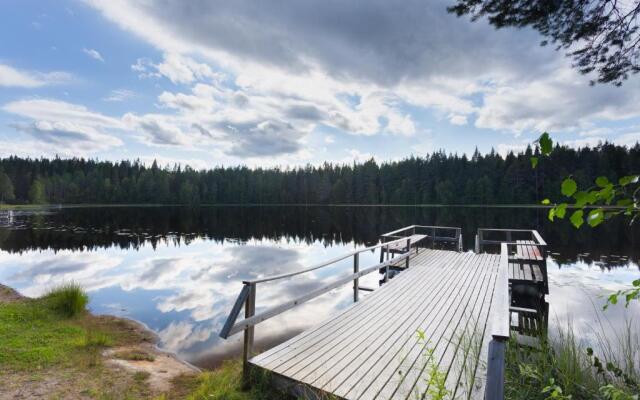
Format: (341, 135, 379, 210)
(43, 282, 89, 318)
(532, 132, 639, 309)
(0, 169, 15, 203)
(186, 359, 290, 400)
(505, 322, 639, 400)
(604, 279, 640, 310)
(28, 177, 46, 204)
(448, 0, 640, 86)
(1, 143, 639, 206)
(415, 330, 451, 400)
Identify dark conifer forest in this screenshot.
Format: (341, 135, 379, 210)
(0, 143, 638, 205)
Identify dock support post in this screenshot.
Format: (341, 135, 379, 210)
(353, 253, 359, 302)
(405, 238, 411, 269)
(485, 338, 506, 400)
(242, 283, 256, 390)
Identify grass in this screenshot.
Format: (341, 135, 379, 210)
(42, 282, 89, 318)
(184, 360, 291, 400)
(505, 320, 639, 400)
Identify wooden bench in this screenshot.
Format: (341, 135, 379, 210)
(510, 240, 548, 294)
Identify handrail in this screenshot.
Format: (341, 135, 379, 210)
(243, 236, 410, 284)
(381, 224, 461, 237)
(222, 251, 411, 338)
(220, 234, 416, 387)
(491, 243, 511, 338)
(484, 243, 511, 400)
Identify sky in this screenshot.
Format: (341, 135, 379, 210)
(1, 0, 640, 169)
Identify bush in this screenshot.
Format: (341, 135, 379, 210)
(42, 282, 89, 318)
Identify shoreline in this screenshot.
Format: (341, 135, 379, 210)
(0, 283, 199, 399)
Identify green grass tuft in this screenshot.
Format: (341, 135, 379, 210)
(506, 320, 639, 400)
(43, 282, 89, 318)
(186, 360, 292, 400)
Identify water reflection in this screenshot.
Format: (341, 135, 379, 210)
(0, 205, 638, 367)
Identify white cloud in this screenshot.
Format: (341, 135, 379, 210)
(2, 99, 124, 155)
(614, 132, 640, 147)
(103, 89, 136, 102)
(475, 66, 640, 134)
(0, 64, 72, 88)
(448, 114, 468, 126)
(83, 48, 104, 62)
(79, 0, 640, 160)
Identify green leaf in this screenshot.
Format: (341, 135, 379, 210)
(588, 208, 604, 227)
(616, 198, 633, 207)
(561, 178, 577, 197)
(537, 132, 553, 155)
(548, 207, 556, 222)
(608, 293, 618, 305)
(530, 157, 538, 169)
(574, 191, 588, 207)
(619, 175, 639, 186)
(595, 176, 610, 187)
(570, 210, 584, 228)
(555, 203, 567, 219)
(541, 198, 551, 205)
(632, 279, 640, 287)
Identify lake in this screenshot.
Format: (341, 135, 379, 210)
(0, 205, 638, 368)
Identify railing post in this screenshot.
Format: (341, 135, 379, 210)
(405, 238, 411, 269)
(479, 230, 484, 253)
(506, 231, 512, 243)
(242, 283, 256, 390)
(457, 228, 463, 252)
(475, 234, 479, 253)
(353, 253, 359, 302)
(485, 338, 506, 400)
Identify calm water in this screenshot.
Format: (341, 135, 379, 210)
(0, 206, 638, 368)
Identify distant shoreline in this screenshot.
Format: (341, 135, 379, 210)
(0, 203, 627, 210)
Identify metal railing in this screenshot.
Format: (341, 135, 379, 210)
(484, 242, 511, 400)
(219, 235, 416, 387)
(381, 224, 463, 252)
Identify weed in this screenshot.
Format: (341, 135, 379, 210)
(42, 282, 89, 318)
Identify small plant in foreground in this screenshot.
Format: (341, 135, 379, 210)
(42, 282, 89, 318)
(415, 329, 450, 400)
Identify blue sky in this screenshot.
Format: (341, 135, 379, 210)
(1, 0, 640, 169)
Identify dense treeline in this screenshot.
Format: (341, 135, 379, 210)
(0, 143, 639, 205)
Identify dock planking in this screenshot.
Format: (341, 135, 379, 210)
(249, 249, 503, 399)
(221, 226, 547, 400)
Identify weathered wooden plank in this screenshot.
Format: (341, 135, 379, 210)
(446, 254, 500, 400)
(249, 250, 509, 400)
(276, 252, 464, 381)
(373, 254, 495, 400)
(316, 253, 479, 398)
(253, 250, 449, 369)
(345, 254, 490, 399)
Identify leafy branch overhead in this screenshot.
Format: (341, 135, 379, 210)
(532, 132, 639, 309)
(533, 133, 639, 229)
(448, 0, 640, 86)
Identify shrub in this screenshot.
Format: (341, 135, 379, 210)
(42, 282, 89, 318)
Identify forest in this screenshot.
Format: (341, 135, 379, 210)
(0, 142, 639, 205)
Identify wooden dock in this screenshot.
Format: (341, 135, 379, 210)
(252, 250, 501, 399)
(220, 225, 548, 400)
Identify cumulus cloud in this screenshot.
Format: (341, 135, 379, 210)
(81, 0, 640, 152)
(83, 47, 104, 62)
(132, 53, 222, 84)
(475, 67, 640, 134)
(0, 64, 72, 88)
(2, 99, 124, 155)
